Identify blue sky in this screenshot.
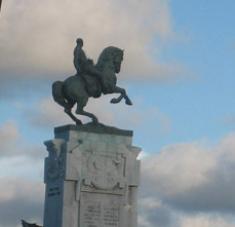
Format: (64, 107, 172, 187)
(1, 0, 235, 151)
(1, 0, 235, 227)
(134, 0, 235, 151)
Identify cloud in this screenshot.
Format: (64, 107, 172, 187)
(0, 0, 186, 88)
(0, 121, 21, 157)
(0, 121, 44, 160)
(0, 123, 45, 226)
(142, 142, 216, 197)
(138, 197, 178, 227)
(137, 133, 235, 227)
(179, 214, 235, 227)
(24, 95, 172, 137)
(1, 131, 235, 226)
(0, 178, 44, 227)
(141, 133, 235, 217)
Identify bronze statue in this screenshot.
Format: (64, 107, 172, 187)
(52, 38, 132, 125)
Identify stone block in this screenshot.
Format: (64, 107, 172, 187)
(43, 123, 140, 227)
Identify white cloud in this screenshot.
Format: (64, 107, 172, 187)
(0, 121, 44, 159)
(138, 197, 177, 227)
(0, 178, 44, 227)
(0, 122, 45, 226)
(179, 214, 235, 227)
(141, 133, 235, 213)
(0, 156, 43, 179)
(143, 142, 216, 196)
(0, 178, 43, 204)
(0, 121, 19, 140)
(24, 95, 172, 137)
(0, 121, 21, 157)
(0, 0, 185, 83)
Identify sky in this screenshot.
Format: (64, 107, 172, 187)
(1, 0, 235, 226)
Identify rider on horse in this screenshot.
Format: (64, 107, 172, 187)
(73, 38, 104, 97)
(52, 41, 132, 124)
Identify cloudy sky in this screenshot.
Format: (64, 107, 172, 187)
(1, 0, 235, 226)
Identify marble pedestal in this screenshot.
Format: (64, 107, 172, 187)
(43, 124, 141, 227)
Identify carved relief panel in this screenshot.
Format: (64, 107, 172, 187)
(82, 151, 126, 191)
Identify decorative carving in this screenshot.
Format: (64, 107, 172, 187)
(84, 152, 125, 190)
(44, 139, 65, 181)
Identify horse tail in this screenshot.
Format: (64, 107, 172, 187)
(52, 81, 70, 109)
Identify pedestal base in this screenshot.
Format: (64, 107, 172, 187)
(43, 123, 141, 227)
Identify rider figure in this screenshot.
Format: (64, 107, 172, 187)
(73, 38, 103, 85)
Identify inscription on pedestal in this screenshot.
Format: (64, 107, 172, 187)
(103, 206, 119, 226)
(47, 186, 61, 197)
(80, 192, 121, 227)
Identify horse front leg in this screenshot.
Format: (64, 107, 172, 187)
(110, 86, 133, 105)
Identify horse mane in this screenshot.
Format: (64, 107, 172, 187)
(96, 46, 123, 71)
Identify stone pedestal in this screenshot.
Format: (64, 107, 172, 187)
(43, 123, 141, 227)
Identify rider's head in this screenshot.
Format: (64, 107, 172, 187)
(76, 38, 83, 47)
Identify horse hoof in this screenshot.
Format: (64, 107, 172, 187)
(76, 120, 82, 125)
(110, 98, 119, 104)
(125, 99, 133, 105)
(92, 118, 99, 124)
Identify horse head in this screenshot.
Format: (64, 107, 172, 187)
(96, 46, 124, 74)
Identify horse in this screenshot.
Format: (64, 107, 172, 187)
(52, 46, 132, 124)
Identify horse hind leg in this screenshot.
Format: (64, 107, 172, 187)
(52, 81, 82, 124)
(76, 105, 99, 124)
(64, 108, 82, 125)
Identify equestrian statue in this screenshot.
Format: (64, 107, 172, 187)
(52, 38, 132, 124)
